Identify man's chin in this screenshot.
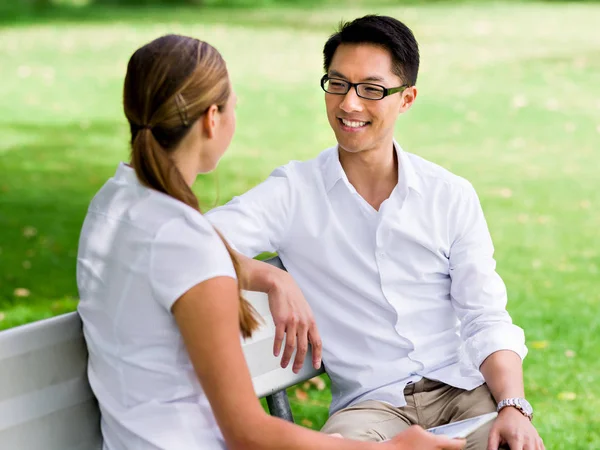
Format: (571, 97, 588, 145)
(334, 136, 364, 154)
(337, 142, 366, 154)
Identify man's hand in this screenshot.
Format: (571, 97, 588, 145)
(231, 251, 322, 373)
(384, 426, 466, 450)
(267, 270, 322, 373)
(488, 407, 544, 450)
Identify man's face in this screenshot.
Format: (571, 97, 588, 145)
(324, 43, 415, 154)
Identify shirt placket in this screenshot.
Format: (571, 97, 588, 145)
(375, 197, 425, 376)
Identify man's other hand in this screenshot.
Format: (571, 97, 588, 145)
(267, 270, 322, 373)
(488, 407, 545, 450)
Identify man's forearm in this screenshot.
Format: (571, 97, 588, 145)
(479, 350, 525, 402)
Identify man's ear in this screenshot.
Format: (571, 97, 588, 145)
(202, 104, 220, 139)
(400, 86, 418, 113)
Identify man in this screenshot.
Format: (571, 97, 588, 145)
(207, 15, 544, 450)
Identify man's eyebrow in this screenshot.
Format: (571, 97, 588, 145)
(328, 70, 346, 79)
(328, 70, 385, 83)
(362, 75, 386, 83)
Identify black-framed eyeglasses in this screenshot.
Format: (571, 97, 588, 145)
(320, 75, 409, 101)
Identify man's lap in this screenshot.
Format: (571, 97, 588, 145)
(321, 379, 508, 450)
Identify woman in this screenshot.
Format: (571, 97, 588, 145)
(76, 34, 465, 450)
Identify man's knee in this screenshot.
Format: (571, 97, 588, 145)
(322, 426, 385, 442)
(320, 401, 410, 442)
(321, 413, 384, 441)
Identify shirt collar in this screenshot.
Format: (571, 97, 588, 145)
(114, 162, 140, 185)
(322, 145, 350, 193)
(323, 141, 422, 197)
(397, 142, 423, 198)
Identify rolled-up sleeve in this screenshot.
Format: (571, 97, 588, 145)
(205, 166, 294, 257)
(449, 182, 528, 370)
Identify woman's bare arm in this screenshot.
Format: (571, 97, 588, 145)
(172, 276, 464, 450)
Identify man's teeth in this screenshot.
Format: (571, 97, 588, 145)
(341, 119, 367, 128)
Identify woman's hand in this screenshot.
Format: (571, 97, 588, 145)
(267, 270, 322, 373)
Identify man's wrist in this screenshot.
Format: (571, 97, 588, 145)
(237, 253, 287, 294)
(497, 397, 534, 421)
(264, 265, 289, 295)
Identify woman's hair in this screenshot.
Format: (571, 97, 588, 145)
(123, 34, 259, 338)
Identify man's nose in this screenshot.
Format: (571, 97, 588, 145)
(339, 87, 363, 113)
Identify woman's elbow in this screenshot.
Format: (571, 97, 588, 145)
(222, 413, 273, 450)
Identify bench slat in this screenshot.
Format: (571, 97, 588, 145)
(0, 313, 102, 449)
(242, 326, 323, 397)
(0, 400, 102, 450)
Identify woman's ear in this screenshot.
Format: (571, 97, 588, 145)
(202, 104, 220, 139)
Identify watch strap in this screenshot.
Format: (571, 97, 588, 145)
(497, 398, 533, 421)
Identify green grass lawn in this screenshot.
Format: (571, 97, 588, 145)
(1, 2, 599, 448)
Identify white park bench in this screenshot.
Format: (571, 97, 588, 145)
(0, 257, 324, 449)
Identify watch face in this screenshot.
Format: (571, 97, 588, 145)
(516, 398, 534, 415)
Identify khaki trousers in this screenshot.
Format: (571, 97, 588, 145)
(321, 379, 509, 450)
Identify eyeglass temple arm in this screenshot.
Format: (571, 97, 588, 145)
(385, 84, 410, 96)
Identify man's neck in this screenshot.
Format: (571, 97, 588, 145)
(338, 142, 398, 211)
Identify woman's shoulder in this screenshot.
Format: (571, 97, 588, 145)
(153, 202, 220, 243)
(148, 202, 236, 311)
(111, 182, 216, 240)
(87, 163, 211, 236)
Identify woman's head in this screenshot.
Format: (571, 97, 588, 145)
(124, 34, 235, 184)
(124, 35, 258, 338)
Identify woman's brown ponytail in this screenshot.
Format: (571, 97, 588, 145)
(124, 34, 260, 338)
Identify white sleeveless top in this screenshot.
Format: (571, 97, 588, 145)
(77, 163, 235, 450)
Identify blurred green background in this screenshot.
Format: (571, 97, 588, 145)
(0, 0, 599, 448)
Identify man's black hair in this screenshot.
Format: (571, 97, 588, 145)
(323, 15, 420, 86)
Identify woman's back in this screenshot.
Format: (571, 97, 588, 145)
(77, 163, 235, 450)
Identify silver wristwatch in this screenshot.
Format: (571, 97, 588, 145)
(497, 397, 534, 421)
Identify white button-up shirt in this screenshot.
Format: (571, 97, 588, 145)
(207, 142, 527, 415)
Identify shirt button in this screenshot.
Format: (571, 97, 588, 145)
(378, 252, 385, 259)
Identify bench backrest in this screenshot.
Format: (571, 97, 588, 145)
(242, 256, 324, 396)
(0, 312, 102, 450)
(241, 290, 324, 397)
(0, 272, 322, 447)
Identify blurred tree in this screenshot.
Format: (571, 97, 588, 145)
(0, 0, 54, 20)
(16, 0, 54, 10)
(91, 0, 204, 4)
